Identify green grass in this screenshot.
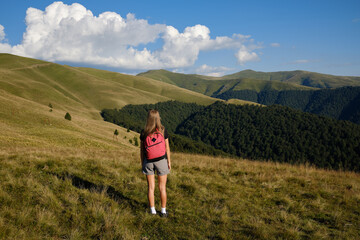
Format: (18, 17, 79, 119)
(74, 67, 216, 106)
(1, 54, 360, 239)
(229, 78, 313, 92)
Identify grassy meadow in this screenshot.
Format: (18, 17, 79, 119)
(1, 137, 360, 239)
(0, 54, 360, 239)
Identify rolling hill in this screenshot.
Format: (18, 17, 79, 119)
(0, 54, 217, 118)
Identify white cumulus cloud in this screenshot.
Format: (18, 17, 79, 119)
(235, 46, 260, 65)
(0, 24, 12, 52)
(0, 24, 5, 41)
(0, 1, 261, 70)
(195, 64, 232, 77)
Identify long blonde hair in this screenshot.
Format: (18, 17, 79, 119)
(144, 109, 164, 137)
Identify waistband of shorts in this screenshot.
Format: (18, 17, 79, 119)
(146, 154, 167, 162)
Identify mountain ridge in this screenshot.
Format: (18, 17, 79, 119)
(141, 68, 360, 80)
(139, 69, 360, 90)
(138, 69, 314, 96)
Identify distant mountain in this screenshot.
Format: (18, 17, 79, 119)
(139, 69, 360, 93)
(222, 69, 360, 88)
(138, 69, 313, 96)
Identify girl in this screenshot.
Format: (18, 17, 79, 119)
(140, 109, 171, 217)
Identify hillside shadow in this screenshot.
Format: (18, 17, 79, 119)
(49, 172, 146, 210)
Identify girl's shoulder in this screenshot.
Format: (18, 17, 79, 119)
(163, 127, 168, 139)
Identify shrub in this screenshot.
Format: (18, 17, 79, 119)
(64, 112, 71, 121)
(134, 137, 139, 146)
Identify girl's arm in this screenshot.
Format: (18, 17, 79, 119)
(165, 139, 171, 171)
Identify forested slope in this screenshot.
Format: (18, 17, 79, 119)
(102, 101, 360, 172)
(216, 86, 360, 124)
(177, 102, 360, 171)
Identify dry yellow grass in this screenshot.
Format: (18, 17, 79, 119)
(1, 138, 360, 239)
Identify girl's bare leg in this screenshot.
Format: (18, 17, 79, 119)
(158, 175, 167, 208)
(146, 174, 155, 208)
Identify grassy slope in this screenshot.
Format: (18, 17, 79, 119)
(138, 69, 315, 95)
(223, 69, 360, 88)
(1, 54, 360, 239)
(225, 98, 262, 106)
(0, 54, 216, 116)
(137, 69, 229, 95)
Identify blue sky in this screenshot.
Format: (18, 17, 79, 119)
(0, 0, 359, 76)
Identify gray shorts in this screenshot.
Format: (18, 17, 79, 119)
(142, 158, 170, 176)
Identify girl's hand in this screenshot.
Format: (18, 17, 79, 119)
(168, 161, 171, 171)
